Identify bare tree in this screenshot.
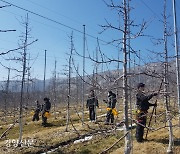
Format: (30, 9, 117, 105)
(100, 0, 131, 152)
(98, 0, 150, 153)
(18, 13, 29, 146)
(4, 13, 38, 146)
(163, 0, 174, 152)
(122, 0, 131, 153)
(65, 33, 73, 131)
(82, 25, 86, 125)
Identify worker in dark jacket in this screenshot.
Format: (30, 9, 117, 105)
(104, 91, 117, 125)
(136, 83, 158, 142)
(86, 90, 99, 122)
(41, 97, 51, 126)
(32, 100, 41, 121)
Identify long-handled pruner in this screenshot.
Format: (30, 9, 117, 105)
(145, 79, 163, 139)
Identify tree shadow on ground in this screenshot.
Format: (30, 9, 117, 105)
(147, 138, 180, 146)
(43, 123, 56, 127)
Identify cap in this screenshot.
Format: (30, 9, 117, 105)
(44, 97, 49, 101)
(137, 83, 145, 89)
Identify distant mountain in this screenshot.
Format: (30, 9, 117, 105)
(0, 60, 178, 94)
(0, 78, 49, 92)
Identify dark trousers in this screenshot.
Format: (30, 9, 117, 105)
(32, 112, 39, 121)
(135, 112, 147, 142)
(106, 110, 114, 123)
(42, 111, 48, 125)
(32, 111, 40, 121)
(89, 106, 96, 121)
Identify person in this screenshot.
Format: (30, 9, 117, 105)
(41, 97, 51, 126)
(103, 91, 117, 125)
(32, 100, 41, 121)
(135, 83, 158, 142)
(86, 90, 99, 122)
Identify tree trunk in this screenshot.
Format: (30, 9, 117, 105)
(65, 34, 73, 131)
(123, 0, 131, 153)
(18, 14, 29, 146)
(163, 1, 173, 152)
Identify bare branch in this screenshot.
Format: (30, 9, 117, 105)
(0, 62, 23, 73)
(100, 18, 125, 34)
(0, 39, 38, 56)
(99, 131, 129, 154)
(0, 29, 16, 32)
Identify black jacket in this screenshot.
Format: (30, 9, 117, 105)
(86, 95, 98, 108)
(136, 91, 156, 111)
(42, 100, 51, 112)
(35, 103, 41, 112)
(105, 93, 117, 109)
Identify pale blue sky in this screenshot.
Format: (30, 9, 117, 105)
(0, 0, 179, 80)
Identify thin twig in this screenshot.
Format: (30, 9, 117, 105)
(0, 120, 18, 139)
(99, 131, 129, 154)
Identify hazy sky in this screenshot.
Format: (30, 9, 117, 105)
(0, 0, 179, 80)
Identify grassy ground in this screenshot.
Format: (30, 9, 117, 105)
(0, 103, 179, 154)
(112, 125, 180, 154)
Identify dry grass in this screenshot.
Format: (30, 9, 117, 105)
(112, 119, 180, 154)
(0, 105, 109, 153)
(0, 104, 179, 154)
